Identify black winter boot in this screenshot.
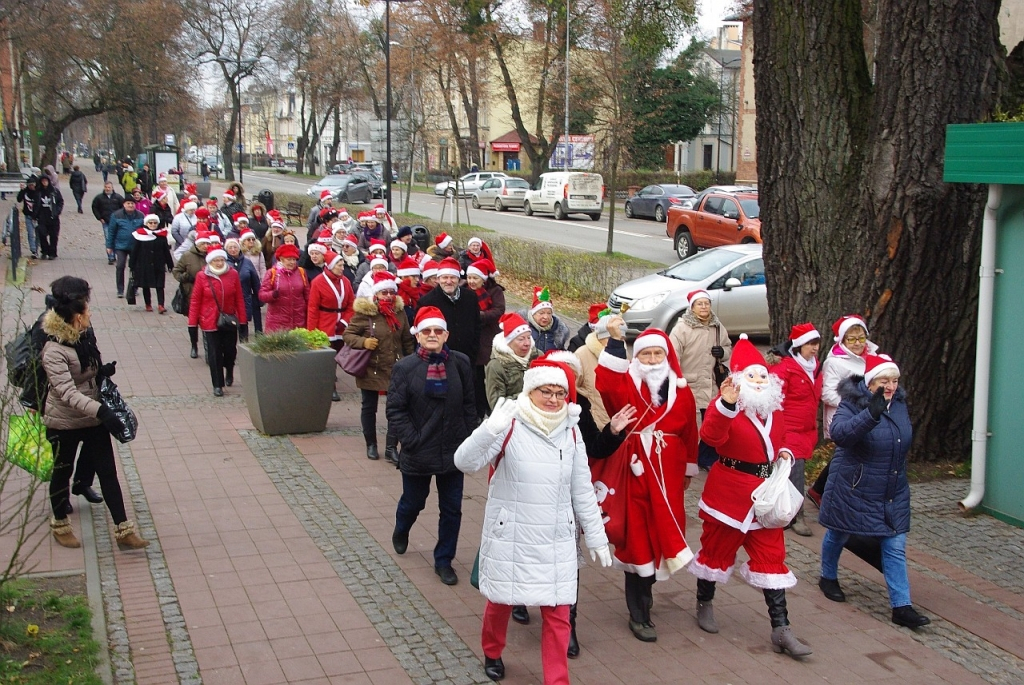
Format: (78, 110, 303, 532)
(764, 589, 811, 657)
(384, 434, 399, 464)
(225, 366, 234, 387)
(567, 603, 580, 658)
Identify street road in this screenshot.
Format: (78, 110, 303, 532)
(240, 170, 678, 266)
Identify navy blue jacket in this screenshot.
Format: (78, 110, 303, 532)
(818, 377, 912, 537)
(228, 254, 260, 319)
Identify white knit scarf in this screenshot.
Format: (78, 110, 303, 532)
(516, 393, 568, 436)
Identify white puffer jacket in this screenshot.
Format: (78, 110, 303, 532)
(821, 341, 878, 437)
(455, 405, 609, 606)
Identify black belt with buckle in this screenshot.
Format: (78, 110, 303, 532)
(718, 457, 771, 479)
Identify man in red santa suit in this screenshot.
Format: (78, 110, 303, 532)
(688, 334, 812, 658)
(595, 323, 698, 643)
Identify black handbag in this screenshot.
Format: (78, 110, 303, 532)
(209, 279, 239, 332)
(125, 276, 137, 305)
(99, 376, 138, 443)
(712, 324, 729, 387)
(171, 286, 187, 315)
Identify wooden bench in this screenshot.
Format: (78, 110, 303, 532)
(283, 201, 304, 226)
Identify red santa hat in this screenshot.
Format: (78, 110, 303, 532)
(337, 208, 350, 218)
(632, 329, 683, 378)
(543, 350, 582, 377)
(307, 242, 327, 255)
(270, 217, 286, 229)
(318, 228, 334, 245)
(390, 239, 408, 253)
(222, 190, 235, 201)
(522, 357, 576, 403)
(152, 189, 166, 201)
(143, 213, 160, 225)
(239, 228, 256, 242)
(195, 207, 211, 220)
(397, 257, 421, 277)
(182, 201, 198, 213)
(367, 239, 387, 254)
(466, 258, 498, 281)
(320, 189, 333, 202)
(832, 315, 869, 342)
(435, 232, 453, 249)
(730, 334, 767, 373)
(158, 172, 168, 182)
(339, 234, 359, 250)
(371, 271, 398, 294)
(205, 248, 227, 263)
(588, 302, 610, 325)
(436, 257, 462, 278)
(687, 289, 711, 307)
(233, 212, 248, 226)
(530, 286, 553, 315)
(789, 322, 820, 348)
(324, 250, 343, 270)
(421, 261, 440, 280)
(207, 233, 222, 245)
(275, 243, 301, 261)
(194, 230, 214, 245)
(358, 211, 373, 223)
(500, 312, 531, 343)
(411, 306, 447, 334)
(369, 256, 390, 269)
(863, 354, 899, 385)
(374, 203, 387, 215)
(320, 207, 338, 221)
(224, 237, 241, 250)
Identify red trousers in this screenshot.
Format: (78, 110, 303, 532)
(482, 602, 571, 685)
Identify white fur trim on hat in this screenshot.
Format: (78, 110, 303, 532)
(633, 334, 668, 355)
(307, 243, 327, 255)
(466, 264, 488, 280)
(792, 328, 820, 348)
(372, 278, 399, 294)
(183, 201, 198, 213)
(340, 235, 359, 249)
(224, 237, 241, 249)
(239, 229, 256, 241)
(195, 234, 213, 245)
(522, 365, 569, 395)
(503, 323, 530, 343)
(271, 219, 286, 229)
(390, 239, 408, 253)
(687, 289, 711, 307)
(397, 263, 420, 277)
(545, 350, 582, 376)
(530, 300, 553, 316)
(144, 213, 159, 224)
(437, 234, 453, 249)
(205, 248, 227, 263)
(421, 263, 439, 278)
(411, 316, 447, 334)
(467, 236, 482, 246)
(370, 257, 389, 269)
(864, 358, 899, 385)
(437, 264, 461, 278)
(327, 253, 344, 270)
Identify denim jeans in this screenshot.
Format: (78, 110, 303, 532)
(821, 529, 910, 608)
(395, 470, 464, 569)
(23, 214, 38, 254)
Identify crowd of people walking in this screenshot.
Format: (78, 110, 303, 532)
(14, 164, 933, 684)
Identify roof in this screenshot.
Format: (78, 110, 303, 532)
(944, 122, 1024, 184)
(705, 49, 742, 67)
(490, 129, 540, 145)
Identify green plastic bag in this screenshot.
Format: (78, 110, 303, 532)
(6, 413, 53, 480)
(470, 549, 481, 590)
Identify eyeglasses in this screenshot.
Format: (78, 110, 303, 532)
(844, 336, 867, 344)
(536, 388, 567, 400)
(419, 327, 445, 336)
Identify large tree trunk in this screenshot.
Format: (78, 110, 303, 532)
(754, 0, 1002, 461)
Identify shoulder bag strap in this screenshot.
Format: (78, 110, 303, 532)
(208, 276, 224, 316)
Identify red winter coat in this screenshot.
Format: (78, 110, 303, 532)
(769, 354, 822, 460)
(593, 348, 698, 578)
(698, 398, 790, 532)
(188, 268, 247, 332)
(259, 266, 310, 332)
(307, 270, 354, 341)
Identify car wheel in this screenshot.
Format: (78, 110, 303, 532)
(624, 201, 634, 218)
(674, 230, 697, 259)
(494, 198, 505, 212)
(741, 237, 756, 244)
(445, 188, 455, 199)
(523, 201, 533, 216)
(553, 202, 566, 220)
(472, 195, 480, 209)
(589, 213, 602, 221)
(654, 205, 666, 222)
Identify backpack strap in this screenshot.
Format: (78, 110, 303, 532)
(487, 419, 515, 483)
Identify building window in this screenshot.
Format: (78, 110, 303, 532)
(703, 145, 713, 170)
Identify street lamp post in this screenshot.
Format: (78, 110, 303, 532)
(214, 56, 258, 185)
(383, 0, 413, 214)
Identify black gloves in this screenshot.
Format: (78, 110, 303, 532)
(711, 345, 725, 360)
(97, 404, 123, 435)
(99, 361, 116, 377)
(868, 387, 887, 420)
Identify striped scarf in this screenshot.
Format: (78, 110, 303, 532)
(474, 284, 493, 312)
(417, 345, 449, 396)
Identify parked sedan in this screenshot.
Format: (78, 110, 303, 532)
(624, 184, 696, 222)
(472, 177, 532, 211)
(306, 175, 372, 204)
(607, 244, 768, 338)
(349, 170, 386, 198)
(680, 184, 757, 209)
(433, 171, 508, 198)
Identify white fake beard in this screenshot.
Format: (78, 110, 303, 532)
(631, 358, 671, 407)
(735, 372, 784, 418)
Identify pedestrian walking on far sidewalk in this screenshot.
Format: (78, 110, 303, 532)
(386, 307, 476, 586)
(91, 181, 123, 264)
(69, 165, 87, 213)
(107, 196, 145, 298)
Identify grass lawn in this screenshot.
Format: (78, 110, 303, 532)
(0, 575, 100, 684)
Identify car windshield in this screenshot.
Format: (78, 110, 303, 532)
(506, 179, 530, 189)
(662, 185, 694, 196)
(661, 249, 745, 281)
(318, 176, 348, 187)
(740, 199, 760, 219)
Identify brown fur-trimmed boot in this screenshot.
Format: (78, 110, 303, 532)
(115, 520, 150, 550)
(51, 517, 81, 548)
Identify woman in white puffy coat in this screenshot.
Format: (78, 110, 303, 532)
(456, 357, 611, 685)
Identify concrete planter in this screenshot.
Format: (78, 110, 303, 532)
(237, 345, 336, 435)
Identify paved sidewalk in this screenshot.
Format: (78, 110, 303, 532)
(2, 168, 1024, 684)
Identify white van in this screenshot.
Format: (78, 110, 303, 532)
(523, 171, 604, 221)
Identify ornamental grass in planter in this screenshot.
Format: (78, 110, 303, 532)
(237, 329, 336, 435)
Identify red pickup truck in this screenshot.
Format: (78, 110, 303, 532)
(665, 191, 761, 260)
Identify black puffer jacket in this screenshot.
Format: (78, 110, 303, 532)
(385, 348, 477, 476)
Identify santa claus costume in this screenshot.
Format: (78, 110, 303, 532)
(594, 328, 698, 642)
(688, 335, 812, 658)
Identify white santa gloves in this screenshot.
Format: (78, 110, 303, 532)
(590, 545, 613, 567)
(485, 397, 517, 435)
(630, 453, 645, 477)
